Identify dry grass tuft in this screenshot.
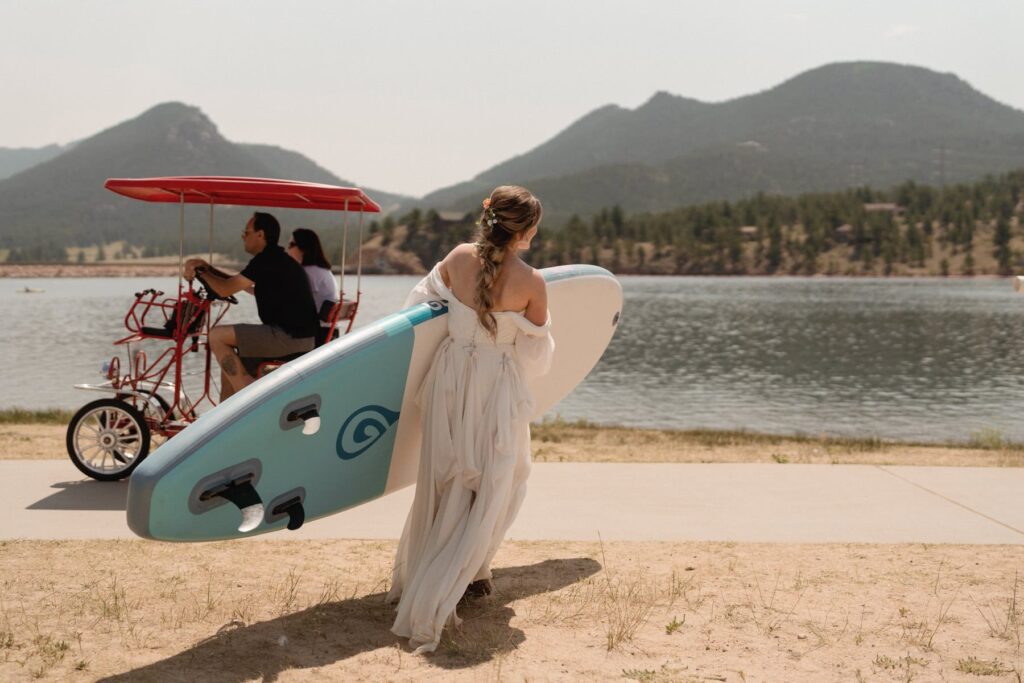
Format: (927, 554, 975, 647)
(956, 656, 1012, 676)
(971, 571, 1022, 653)
(597, 541, 660, 651)
(897, 582, 962, 651)
(744, 572, 805, 637)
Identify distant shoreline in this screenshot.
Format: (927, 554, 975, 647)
(0, 262, 1011, 280)
(0, 262, 240, 278)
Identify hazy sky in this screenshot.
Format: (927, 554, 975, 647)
(1, 1, 1022, 197)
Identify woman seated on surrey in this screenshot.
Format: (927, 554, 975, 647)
(287, 227, 341, 347)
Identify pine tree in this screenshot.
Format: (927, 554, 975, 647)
(766, 217, 783, 273)
(994, 217, 1012, 275)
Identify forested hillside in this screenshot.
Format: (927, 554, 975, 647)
(374, 170, 1024, 277)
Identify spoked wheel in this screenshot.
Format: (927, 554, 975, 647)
(66, 398, 151, 481)
(120, 391, 171, 450)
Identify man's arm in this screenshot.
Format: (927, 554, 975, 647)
(202, 264, 233, 279)
(195, 265, 253, 298)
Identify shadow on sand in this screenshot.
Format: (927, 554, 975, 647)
(99, 557, 601, 682)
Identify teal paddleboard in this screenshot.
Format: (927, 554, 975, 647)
(126, 264, 622, 541)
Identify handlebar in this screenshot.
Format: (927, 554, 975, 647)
(194, 273, 238, 305)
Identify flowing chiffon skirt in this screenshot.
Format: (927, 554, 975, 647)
(388, 266, 554, 653)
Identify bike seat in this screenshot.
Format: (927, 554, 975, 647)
(140, 300, 205, 340)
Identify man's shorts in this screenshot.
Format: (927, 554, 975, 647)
(233, 324, 314, 376)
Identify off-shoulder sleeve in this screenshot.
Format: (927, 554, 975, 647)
(512, 313, 555, 378)
(403, 263, 452, 308)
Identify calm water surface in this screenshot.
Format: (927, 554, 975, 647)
(3, 275, 1023, 443)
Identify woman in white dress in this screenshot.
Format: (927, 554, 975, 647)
(287, 228, 340, 346)
(389, 185, 554, 653)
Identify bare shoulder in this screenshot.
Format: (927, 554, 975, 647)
(524, 264, 546, 294)
(449, 242, 478, 260)
(442, 242, 476, 270)
(511, 260, 545, 291)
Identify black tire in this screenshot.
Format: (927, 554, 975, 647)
(66, 398, 151, 481)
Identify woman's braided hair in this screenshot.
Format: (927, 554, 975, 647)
(474, 185, 543, 337)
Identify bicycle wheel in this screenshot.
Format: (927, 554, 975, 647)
(119, 391, 171, 450)
(66, 398, 151, 481)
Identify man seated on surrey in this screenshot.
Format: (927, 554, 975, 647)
(183, 212, 319, 400)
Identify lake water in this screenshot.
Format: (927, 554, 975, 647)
(2, 275, 1024, 443)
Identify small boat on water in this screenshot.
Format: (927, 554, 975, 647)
(17, 287, 45, 294)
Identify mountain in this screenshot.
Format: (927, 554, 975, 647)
(0, 144, 67, 181)
(239, 143, 405, 211)
(0, 102, 410, 251)
(419, 62, 1024, 220)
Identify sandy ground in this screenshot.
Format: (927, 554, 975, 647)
(0, 540, 1021, 681)
(6, 421, 1024, 467)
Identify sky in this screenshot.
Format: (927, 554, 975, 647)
(1, 0, 1022, 198)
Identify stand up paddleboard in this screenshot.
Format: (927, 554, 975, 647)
(126, 264, 622, 541)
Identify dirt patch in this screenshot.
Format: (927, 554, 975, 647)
(6, 422, 1024, 468)
(0, 540, 1021, 681)
(0, 425, 65, 461)
(531, 422, 1024, 468)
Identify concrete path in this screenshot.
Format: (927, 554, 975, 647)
(1, 461, 1023, 544)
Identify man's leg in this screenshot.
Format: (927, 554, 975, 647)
(209, 325, 255, 401)
(220, 367, 237, 401)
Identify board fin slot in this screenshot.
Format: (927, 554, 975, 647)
(287, 406, 321, 435)
(280, 395, 322, 435)
(271, 496, 306, 530)
(199, 475, 264, 533)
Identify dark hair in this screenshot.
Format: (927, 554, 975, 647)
(291, 228, 331, 269)
(475, 185, 543, 337)
(252, 212, 281, 246)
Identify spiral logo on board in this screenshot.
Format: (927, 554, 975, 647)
(336, 405, 401, 460)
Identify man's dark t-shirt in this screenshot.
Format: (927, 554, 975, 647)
(241, 245, 319, 339)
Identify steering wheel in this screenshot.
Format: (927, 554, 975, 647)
(194, 272, 238, 305)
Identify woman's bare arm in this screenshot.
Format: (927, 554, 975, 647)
(523, 270, 548, 326)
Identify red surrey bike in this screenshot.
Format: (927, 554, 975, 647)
(67, 176, 380, 480)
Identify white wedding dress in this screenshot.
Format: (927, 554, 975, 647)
(388, 264, 555, 653)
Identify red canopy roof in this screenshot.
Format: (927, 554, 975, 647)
(104, 176, 381, 213)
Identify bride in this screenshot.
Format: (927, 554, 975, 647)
(388, 185, 554, 653)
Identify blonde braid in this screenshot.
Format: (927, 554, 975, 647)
(473, 186, 544, 337)
(474, 240, 506, 337)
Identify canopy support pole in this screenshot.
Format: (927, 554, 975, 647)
(208, 202, 215, 264)
(178, 193, 185, 298)
(340, 199, 349, 298)
(356, 208, 364, 298)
